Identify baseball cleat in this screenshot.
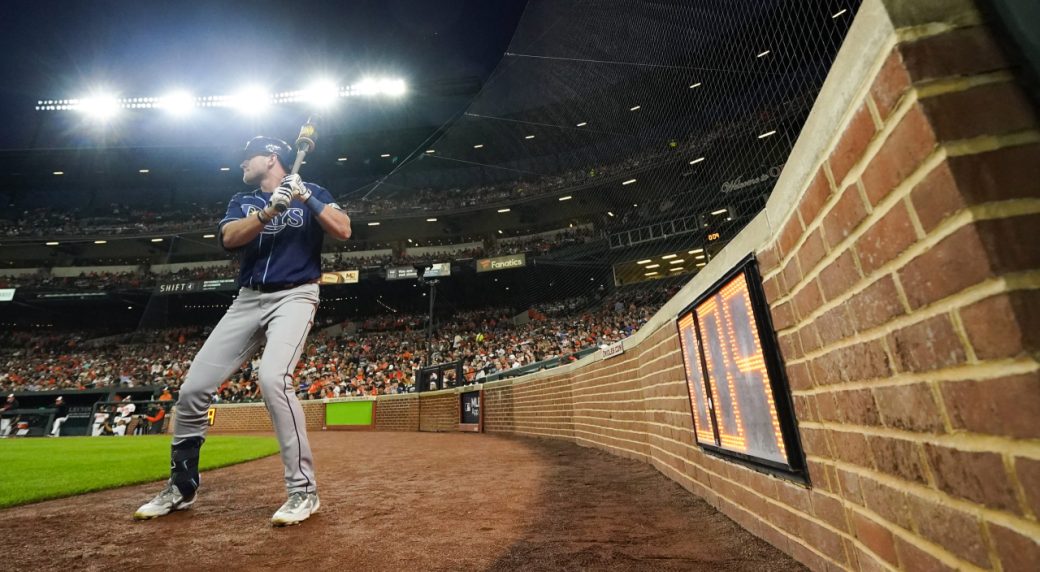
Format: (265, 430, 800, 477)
(271, 492, 320, 526)
(133, 482, 197, 520)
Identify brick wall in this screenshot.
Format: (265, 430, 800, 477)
(203, 400, 324, 433)
(375, 394, 419, 431)
(417, 391, 459, 432)
(473, 0, 1040, 569)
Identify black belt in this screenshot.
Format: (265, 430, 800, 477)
(246, 280, 317, 293)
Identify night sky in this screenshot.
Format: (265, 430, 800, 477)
(0, 0, 528, 150)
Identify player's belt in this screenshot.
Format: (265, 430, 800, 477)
(246, 279, 319, 293)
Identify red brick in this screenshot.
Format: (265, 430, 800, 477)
(924, 444, 1018, 512)
(837, 389, 882, 427)
(878, 383, 943, 434)
(910, 163, 962, 233)
(822, 186, 869, 249)
(893, 535, 959, 572)
(851, 512, 898, 565)
(782, 257, 803, 296)
(921, 81, 1037, 141)
(815, 392, 839, 423)
(807, 460, 833, 493)
(776, 482, 812, 515)
(847, 275, 906, 332)
(988, 522, 1040, 572)
(899, 26, 1011, 82)
(799, 323, 822, 355)
(905, 493, 989, 567)
(960, 290, 1040, 360)
(799, 169, 833, 228)
(800, 519, 846, 565)
(798, 228, 828, 277)
(793, 395, 816, 423)
(836, 469, 863, 505)
(862, 106, 938, 206)
(778, 331, 803, 362)
(811, 494, 849, 533)
(788, 539, 830, 572)
(899, 224, 993, 309)
(888, 314, 968, 373)
(830, 430, 874, 470)
(815, 304, 856, 346)
(1014, 456, 1040, 518)
(792, 280, 825, 323)
(977, 215, 1040, 275)
(860, 477, 912, 529)
(778, 215, 805, 260)
(870, 50, 911, 122)
(947, 142, 1040, 204)
(818, 250, 861, 302)
(786, 361, 815, 392)
(856, 202, 919, 275)
(831, 103, 877, 187)
(869, 436, 930, 484)
(758, 245, 781, 275)
(771, 300, 796, 332)
(811, 339, 892, 385)
(801, 427, 832, 458)
(940, 373, 1040, 439)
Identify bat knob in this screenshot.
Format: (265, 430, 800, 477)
(271, 202, 288, 213)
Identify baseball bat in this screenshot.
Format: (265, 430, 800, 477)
(272, 116, 318, 213)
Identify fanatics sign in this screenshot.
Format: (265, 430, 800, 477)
(476, 253, 526, 273)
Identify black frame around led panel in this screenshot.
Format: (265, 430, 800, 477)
(675, 254, 808, 483)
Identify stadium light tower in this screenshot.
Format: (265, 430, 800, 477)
(79, 93, 121, 121)
(158, 91, 195, 115)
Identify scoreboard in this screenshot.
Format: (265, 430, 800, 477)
(676, 257, 805, 478)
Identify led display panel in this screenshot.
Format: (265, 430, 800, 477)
(676, 258, 805, 477)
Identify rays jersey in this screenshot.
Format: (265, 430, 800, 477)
(218, 182, 340, 287)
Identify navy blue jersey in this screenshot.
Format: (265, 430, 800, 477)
(217, 183, 341, 286)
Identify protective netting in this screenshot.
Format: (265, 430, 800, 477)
(337, 0, 859, 318)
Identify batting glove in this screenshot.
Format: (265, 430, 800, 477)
(281, 174, 311, 201)
(269, 186, 294, 212)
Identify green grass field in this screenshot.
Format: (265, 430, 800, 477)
(0, 435, 280, 509)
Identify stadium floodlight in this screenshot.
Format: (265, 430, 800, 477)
(158, 91, 195, 115)
(669, 259, 684, 265)
(688, 248, 704, 254)
(337, 157, 347, 162)
(711, 208, 728, 215)
(645, 272, 659, 276)
(576, 122, 587, 127)
(757, 50, 771, 58)
(302, 79, 340, 108)
(662, 254, 677, 259)
(473, 144, 484, 149)
(139, 169, 150, 174)
(220, 167, 230, 171)
(689, 82, 702, 89)
(231, 85, 271, 115)
(78, 94, 121, 120)
(607, 211, 615, 217)
(832, 9, 847, 18)
(497, 208, 511, 213)
(689, 157, 705, 164)
(380, 153, 391, 158)
(646, 264, 660, 269)
(758, 130, 777, 139)
(525, 135, 535, 140)
(354, 77, 406, 97)
(622, 179, 637, 185)
(636, 259, 652, 265)
(53, 171, 64, 175)
(368, 222, 380, 226)
(629, 105, 641, 111)
(46, 241, 60, 246)
(558, 196, 572, 201)
(426, 218, 437, 222)
(425, 149, 435, 154)
(94, 240, 107, 244)
(151, 238, 163, 242)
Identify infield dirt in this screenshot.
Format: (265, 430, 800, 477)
(0, 432, 805, 571)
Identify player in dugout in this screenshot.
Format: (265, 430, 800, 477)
(134, 136, 351, 526)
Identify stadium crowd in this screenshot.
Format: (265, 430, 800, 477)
(0, 279, 680, 401)
(0, 227, 598, 291)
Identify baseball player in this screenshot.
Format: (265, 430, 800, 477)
(50, 396, 69, 437)
(134, 136, 351, 526)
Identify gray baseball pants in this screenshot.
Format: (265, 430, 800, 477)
(172, 283, 319, 494)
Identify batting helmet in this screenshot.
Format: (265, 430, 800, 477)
(243, 136, 293, 170)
